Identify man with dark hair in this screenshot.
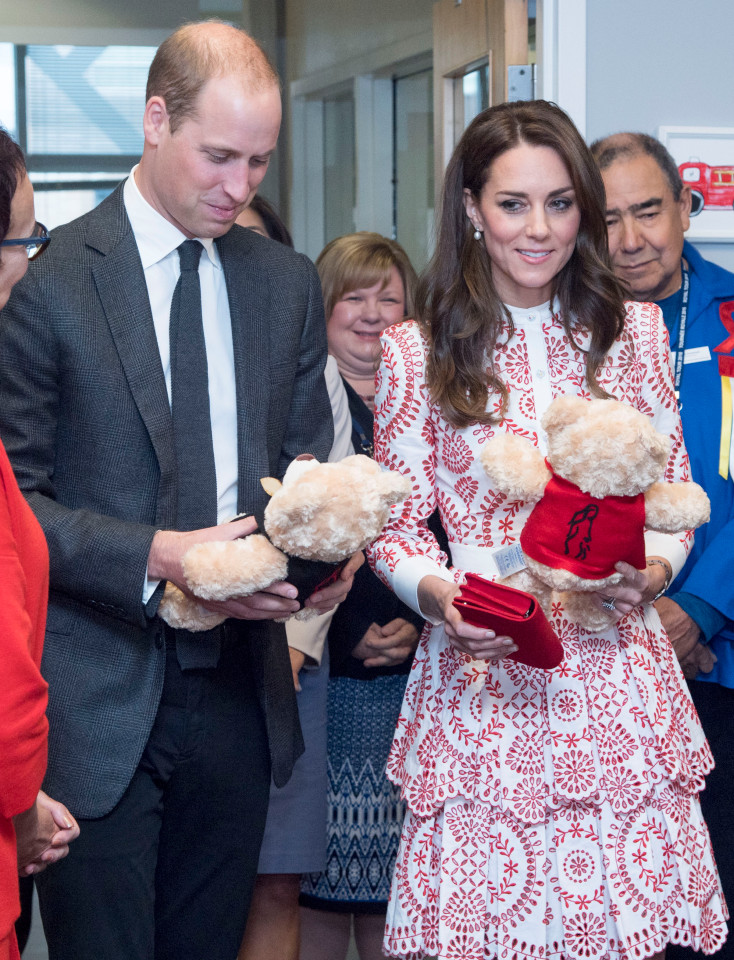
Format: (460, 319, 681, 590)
(0, 20, 356, 960)
(593, 131, 734, 959)
(591, 131, 691, 303)
(592, 131, 684, 202)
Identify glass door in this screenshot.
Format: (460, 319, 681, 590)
(394, 67, 434, 272)
(323, 90, 356, 242)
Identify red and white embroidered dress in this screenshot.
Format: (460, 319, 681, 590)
(367, 300, 728, 960)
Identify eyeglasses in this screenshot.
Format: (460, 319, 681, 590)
(0, 222, 51, 261)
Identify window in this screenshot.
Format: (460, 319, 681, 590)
(459, 65, 489, 132)
(290, 56, 433, 270)
(2, 43, 156, 228)
(323, 90, 356, 242)
(0, 44, 17, 137)
(394, 67, 434, 272)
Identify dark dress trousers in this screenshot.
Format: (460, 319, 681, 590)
(0, 184, 332, 960)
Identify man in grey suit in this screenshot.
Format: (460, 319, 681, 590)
(0, 21, 356, 960)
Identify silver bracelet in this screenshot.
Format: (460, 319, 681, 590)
(647, 558, 672, 602)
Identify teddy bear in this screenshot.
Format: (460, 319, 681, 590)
(479, 394, 710, 630)
(157, 454, 412, 632)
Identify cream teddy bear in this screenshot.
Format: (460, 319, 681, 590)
(158, 454, 411, 631)
(480, 395, 710, 630)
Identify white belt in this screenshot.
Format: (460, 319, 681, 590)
(448, 541, 501, 580)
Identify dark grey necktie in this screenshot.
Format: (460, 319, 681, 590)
(169, 239, 221, 668)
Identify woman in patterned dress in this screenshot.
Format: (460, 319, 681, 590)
(367, 100, 728, 960)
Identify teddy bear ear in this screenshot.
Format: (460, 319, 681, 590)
(378, 469, 413, 504)
(281, 457, 321, 486)
(343, 453, 381, 475)
(541, 394, 586, 433)
(260, 477, 282, 496)
(642, 427, 671, 468)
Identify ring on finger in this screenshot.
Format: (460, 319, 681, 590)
(601, 596, 616, 611)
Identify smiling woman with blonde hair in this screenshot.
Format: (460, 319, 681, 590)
(315, 232, 416, 412)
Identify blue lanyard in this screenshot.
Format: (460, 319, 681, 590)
(674, 263, 690, 400)
(351, 415, 374, 458)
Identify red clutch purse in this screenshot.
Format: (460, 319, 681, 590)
(453, 573, 563, 670)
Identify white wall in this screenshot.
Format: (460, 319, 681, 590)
(585, 0, 734, 273)
(0, 0, 205, 44)
(283, 0, 432, 252)
(285, 0, 431, 90)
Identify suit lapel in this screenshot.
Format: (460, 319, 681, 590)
(87, 189, 176, 520)
(217, 231, 271, 515)
(218, 232, 301, 780)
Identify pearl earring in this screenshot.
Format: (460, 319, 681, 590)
(473, 227, 482, 240)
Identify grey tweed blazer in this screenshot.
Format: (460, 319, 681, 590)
(0, 184, 332, 817)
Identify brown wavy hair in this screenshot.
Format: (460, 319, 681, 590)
(420, 99, 627, 428)
(247, 195, 293, 247)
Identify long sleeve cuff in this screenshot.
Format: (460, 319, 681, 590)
(391, 556, 455, 623)
(670, 591, 730, 644)
(143, 565, 161, 605)
(645, 530, 688, 581)
(285, 607, 336, 667)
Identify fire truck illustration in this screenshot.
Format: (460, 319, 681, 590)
(679, 161, 734, 216)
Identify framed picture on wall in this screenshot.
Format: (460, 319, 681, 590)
(658, 125, 734, 241)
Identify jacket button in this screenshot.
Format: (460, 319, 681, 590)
(155, 633, 164, 650)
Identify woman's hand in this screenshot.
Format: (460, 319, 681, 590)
(14, 791, 80, 876)
(352, 618, 419, 668)
(304, 551, 364, 614)
(417, 575, 518, 661)
(594, 556, 670, 620)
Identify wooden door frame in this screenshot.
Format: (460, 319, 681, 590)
(433, 0, 528, 194)
(432, 0, 588, 196)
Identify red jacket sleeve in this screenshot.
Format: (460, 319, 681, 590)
(0, 451, 49, 821)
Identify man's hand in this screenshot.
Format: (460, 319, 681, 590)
(14, 791, 80, 876)
(193, 581, 303, 621)
(417, 575, 518, 662)
(352, 618, 420, 668)
(678, 642, 717, 680)
(149, 517, 262, 585)
(303, 551, 364, 615)
(149, 518, 301, 621)
(655, 596, 702, 662)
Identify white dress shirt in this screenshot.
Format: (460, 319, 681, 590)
(124, 169, 238, 600)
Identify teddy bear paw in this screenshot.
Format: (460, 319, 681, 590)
(158, 582, 227, 632)
(182, 535, 289, 601)
(560, 590, 616, 631)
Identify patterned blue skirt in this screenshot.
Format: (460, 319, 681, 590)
(300, 673, 408, 913)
